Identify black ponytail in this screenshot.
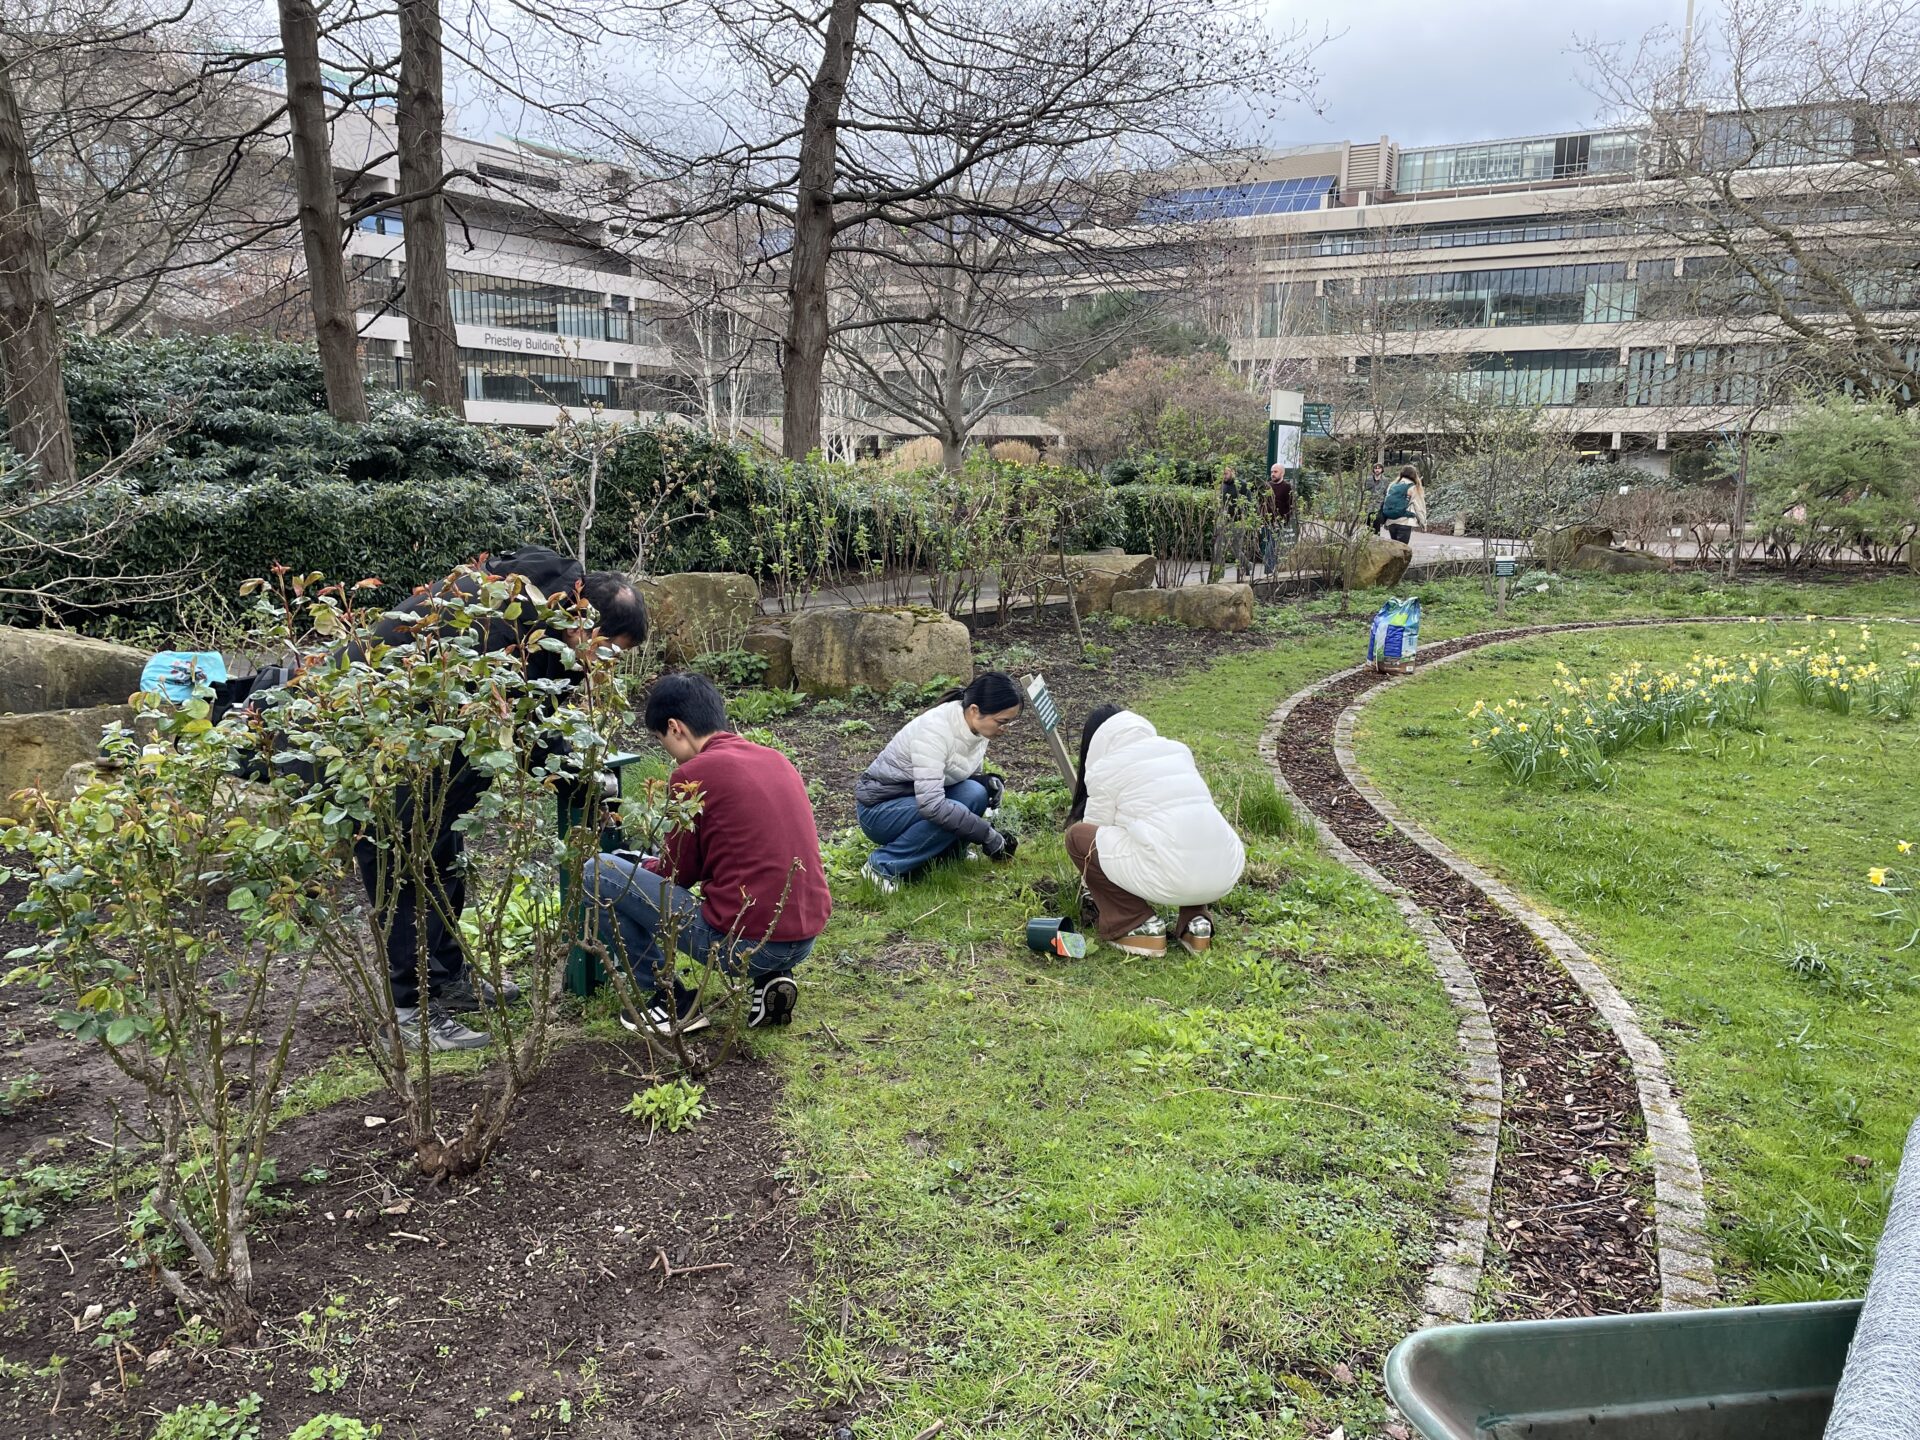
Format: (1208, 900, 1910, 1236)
(1066, 703, 1124, 825)
(937, 670, 1024, 715)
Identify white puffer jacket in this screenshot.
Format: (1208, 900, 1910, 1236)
(1082, 711, 1245, 907)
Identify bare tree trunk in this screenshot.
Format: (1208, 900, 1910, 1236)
(277, 0, 368, 423)
(398, 0, 460, 412)
(0, 51, 77, 491)
(781, 0, 861, 460)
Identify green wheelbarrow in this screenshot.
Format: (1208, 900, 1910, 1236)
(1384, 1301, 1861, 1439)
(1387, 1115, 1920, 1440)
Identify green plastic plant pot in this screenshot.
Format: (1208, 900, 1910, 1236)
(1384, 1301, 1861, 1440)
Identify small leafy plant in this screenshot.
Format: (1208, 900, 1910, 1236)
(726, 687, 806, 725)
(622, 1079, 706, 1134)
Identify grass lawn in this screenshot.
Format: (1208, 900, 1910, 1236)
(1352, 618, 1920, 1306)
(746, 572, 1920, 1437)
(766, 756, 1462, 1438)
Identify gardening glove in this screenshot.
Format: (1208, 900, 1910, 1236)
(985, 828, 1019, 862)
(979, 773, 1006, 811)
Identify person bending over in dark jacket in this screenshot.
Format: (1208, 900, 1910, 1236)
(355, 545, 646, 1052)
(583, 673, 832, 1036)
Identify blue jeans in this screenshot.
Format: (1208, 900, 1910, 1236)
(857, 779, 990, 879)
(583, 853, 814, 1001)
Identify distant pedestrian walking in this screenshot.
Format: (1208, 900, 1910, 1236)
(1261, 462, 1296, 575)
(1374, 466, 1428, 546)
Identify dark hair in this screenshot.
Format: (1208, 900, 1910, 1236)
(644, 672, 728, 738)
(937, 671, 1024, 716)
(1067, 703, 1124, 824)
(581, 571, 648, 646)
(1398, 465, 1420, 483)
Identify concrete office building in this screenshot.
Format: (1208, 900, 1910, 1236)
(1210, 125, 1886, 475)
(276, 88, 1901, 468)
(324, 101, 706, 430)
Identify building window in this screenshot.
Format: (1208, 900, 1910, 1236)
(1356, 263, 1637, 330)
(1397, 130, 1640, 194)
(1454, 350, 1624, 406)
(457, 347, 695, 414)
(356, 210, 404, 237)
(447, 273, 660, 344)
(1259, 212, 1629, 261)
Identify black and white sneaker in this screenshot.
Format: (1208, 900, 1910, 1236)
(394, 1003, 492, 1052)
(619, 999, 712, 1038)
(748, 974, 799, 1028)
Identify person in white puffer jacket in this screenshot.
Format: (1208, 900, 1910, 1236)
(1066, 705, 1246, 956)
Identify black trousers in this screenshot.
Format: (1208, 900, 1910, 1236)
(353, 763, 488, 1008)
(1386, 523, 1414, 544)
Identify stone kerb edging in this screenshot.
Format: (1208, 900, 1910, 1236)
(1261, 670, 1503, 1328)
(1332, 631, 1724, 1310)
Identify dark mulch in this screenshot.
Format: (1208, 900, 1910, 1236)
(773, 603, 1278, 833)
(1272, 625, 1671, 1318)
(0, 1032, 825, 1439)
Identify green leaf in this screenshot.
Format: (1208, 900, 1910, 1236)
(105, 1018, 136, 1046)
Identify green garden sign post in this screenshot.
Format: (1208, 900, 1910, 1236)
(1266, 389, 1305, 472)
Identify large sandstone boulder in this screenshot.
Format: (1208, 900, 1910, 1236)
(0, 625, 146, 714)
(741, 621, 795, 689)
(1570, 544, 1668, 574)
(0, 705, 134, 806)
(1053, 553, 1156, 616)
(789, 606, 973, 696)
(1534, 524, 1616, 570)
(1112, 583, 1254, 632)
(1293, 534, 1412, 590)
(635, 572, 762, 664)
(1345, 535, 1413, 589)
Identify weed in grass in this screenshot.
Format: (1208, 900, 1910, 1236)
(0, 1161, 84, 1237)
(287, 1418, 375, 1440)
(688, 648, 770, 689)
(1735, 1190, 1882, 1304)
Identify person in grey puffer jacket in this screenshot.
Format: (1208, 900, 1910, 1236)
(854, 672, 1024, 891)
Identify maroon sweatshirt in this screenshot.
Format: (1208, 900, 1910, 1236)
(644, 731, 832, 943)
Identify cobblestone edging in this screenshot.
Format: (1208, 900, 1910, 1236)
(1261, 670, 1503, 1328)
(1332, 631, 1721, 1310)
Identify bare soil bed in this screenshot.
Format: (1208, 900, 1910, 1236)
(0, 876, 828, 1439)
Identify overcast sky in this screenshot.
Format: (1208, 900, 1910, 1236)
(1268, 0, 1683, 150)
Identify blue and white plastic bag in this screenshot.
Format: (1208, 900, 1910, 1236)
(1367, 597, 1421, 665)
(140, 650, 229, 703)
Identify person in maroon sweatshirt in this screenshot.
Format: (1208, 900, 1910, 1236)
(583, 673, 831, 1036)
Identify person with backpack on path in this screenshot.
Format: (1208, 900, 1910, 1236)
(1065, 704, 1246, 957)
(1374, 466, 1428, 545)
(854, 672, 1024, 891)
